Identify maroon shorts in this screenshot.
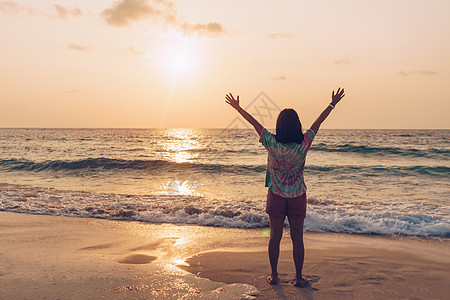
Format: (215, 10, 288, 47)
(266, 189, 307, 219)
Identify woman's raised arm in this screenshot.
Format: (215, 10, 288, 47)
(310, 88, 345, 135)
(225, 93, 263, 135)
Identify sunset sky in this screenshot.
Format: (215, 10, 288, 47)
(1, 0, 449, 129)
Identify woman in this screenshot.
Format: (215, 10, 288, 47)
(225, 88, 345, 287)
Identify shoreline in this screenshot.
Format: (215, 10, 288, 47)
(1, 211, 449, 299)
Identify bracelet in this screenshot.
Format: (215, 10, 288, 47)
(238, 107, 243, 113)
(328, 103, 335, 109)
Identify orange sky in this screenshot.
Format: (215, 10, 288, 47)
(1, 0, 449, 129)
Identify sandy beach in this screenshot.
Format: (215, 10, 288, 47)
(1, 211, 449, 299)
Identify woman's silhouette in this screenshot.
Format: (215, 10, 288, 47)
(225, 88, 345, 287)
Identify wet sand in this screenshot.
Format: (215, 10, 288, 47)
(181, 245, 450, 299)
(1, 211, 449, 299)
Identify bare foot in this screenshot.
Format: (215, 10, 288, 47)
(266, 275, 280, 285)
(294, 276, 309, 288)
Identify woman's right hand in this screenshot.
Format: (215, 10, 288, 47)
(225, 93, 241, 111)
(331, 88, 345, 105)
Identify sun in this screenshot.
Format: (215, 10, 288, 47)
(157, 41, 200, 125)
(168, 50, 194, 75)
(157, 40, 200, 77)
(172, 54, 187, 70)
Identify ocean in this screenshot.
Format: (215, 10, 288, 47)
(0, 128, 449, 237)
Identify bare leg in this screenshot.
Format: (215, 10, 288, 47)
(268, 216, 285, 282)
(287, 215, 307, 284)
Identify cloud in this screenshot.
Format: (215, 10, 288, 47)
(68, 44, 89, 51)
(272, 76, 286, 81)
(1, 2, 82, 19)
(266, 32, 293, 39)
(54, 5, 82, 19)
(179, 22, 225, 37)
(0, 1, 34, 15)
(101, 0, 226, 37)
(124, 46, 148, 56)
(398, 70, 437, 77)
(334, 59, 351, 65)
(102, 0, 172, 27)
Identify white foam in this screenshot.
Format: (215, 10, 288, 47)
(204, 283, 258, 299)
(305, 205, 450, 237)
(1, 183, 449, 237)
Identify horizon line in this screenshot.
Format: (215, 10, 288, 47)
(0, 127, 448, 130)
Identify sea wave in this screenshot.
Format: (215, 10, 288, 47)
(1, 158, 447, 178)
(0, 158, 266, 174)
(311, 143, 449, 158)
(307, 165, 450, 178)
(1, 184, 449, 237)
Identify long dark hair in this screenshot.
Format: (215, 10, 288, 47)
(275, 108, 304, 144)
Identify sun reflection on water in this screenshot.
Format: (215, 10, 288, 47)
(162, 180, 202, 196)
(156, 129, 205, 196)
(172, 258, 189, 266)
(161, 128, 200, 163)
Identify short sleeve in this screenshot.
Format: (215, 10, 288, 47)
(301, 129, 315, 150)
(259, 128, 265, 142)
(304, 129, 315, 143)
(259, 128, 276, 148)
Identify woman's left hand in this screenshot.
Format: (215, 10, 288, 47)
(225, 93, 241, 111)
(331, 88, 345, 105)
